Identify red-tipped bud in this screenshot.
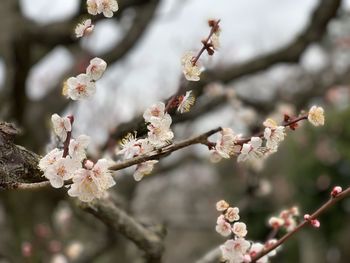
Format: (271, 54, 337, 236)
(304, 214, 320, 228)
(331, 186, 342, 197)
(311, 219, 320, 228)
(67, 115, 74, 124)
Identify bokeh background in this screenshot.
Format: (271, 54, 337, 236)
(0, 0, 350, 262)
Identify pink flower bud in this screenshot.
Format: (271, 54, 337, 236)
(311, 219, 320, 228)
(304, 214, 311, 220)
(22, 242, 33, 257)
(331, 186, 342, 197)
(84, 160, 94, 170)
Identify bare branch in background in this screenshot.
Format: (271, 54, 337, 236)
(80, 197, 165, 262)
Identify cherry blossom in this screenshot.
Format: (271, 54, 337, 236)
(143, 102, 165, 123)
(97, 0, 119, 18)
(51, 114, 72, 141)
(215, 215, 232, 237)
(249, 243, 268, 263)
(181, 52, 201, 81)
(39, 148, 63, 171)
(133, 160, 158, 181)
(69, 135, 90, 162)
(75, 19, 94, 38)
(147, 114, 174, 146)
(308, 105, 325, 126)
(66, 74, 96, 100)
(264, 126, 285, 151)
(211, 29, 221, 50)
(237, 137, 264, 163)
(86, 57, 107, 81)
(117, 132, 141, 159)
(44, 157, 80, 188)
(177, 90, 195, 113)
(68, 159, 115, 202)
(225, 207, 240, 222)
(232, 222, 248, 238)
(216, 200, 229, 212)
(211, 128, 238, 161)
(268, 217, 284, 228)
(220, 239, 251, 263)
(87, 0, 99, 15)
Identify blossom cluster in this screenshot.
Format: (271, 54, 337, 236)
(75, 0, 119, 38)
(216, 200, 278, 263)
(116, 92, 196, 181)
(181, 19, 221, 81)
(268, 206, 299, 232)
(87, 0, 119, 18)
(39, 114, 115, 202)
(116, 102, 173, 181)
(210, 105, 325, 164)
(63, 57, 107, 100)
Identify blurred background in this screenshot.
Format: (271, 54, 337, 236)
(0, 0, 350, 262)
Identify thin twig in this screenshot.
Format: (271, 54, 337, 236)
(109, 127, 222, 171)
(251, 186, 350, 262)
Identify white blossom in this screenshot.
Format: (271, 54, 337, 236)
(308, 105, 325, 126)
(225, 207, 240, 222)
(177, 90, 195, 113)
(215, 215, 232, 237)
(268, 217, 284, 228)
(66, 74, 96, 100)
(97, 0, 119, 18)
(133, 160, 158, 181)
(147, 114, 174, 146)
(143, 102, 165, 123)
(117, 135, 154, 160)
(86, 57, 107, 81)
(44, 157, 80, 188)
(75, 19, 94, 38)
(51, 114, 72, 141)
(68, 159, 115, 202)
(249, 243, 268, 263)
(69, 135, 90, 162)
(39, 148, 63, 171)
(216, 200, 229, 212)
(87, 0, 99, 15)
(211, 128, 237, 160)
(220, 239, 251, 263)
(264, 126, 285, 151)
(211, 30, 221, 50)
(117, 132, 141, 159)
(232, 222, 248, 238)
(237, 137, 264, 163)
(181, 52, 201, 81)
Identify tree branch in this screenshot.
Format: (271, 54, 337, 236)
(251, 186, 350, 262)
(80, 197, 165, 262)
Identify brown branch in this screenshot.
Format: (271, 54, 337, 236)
(109, 127, 222, 171)
(251, 186, 350, 262)
(80, 197, 165, 262)
(0, 123, 43, 189)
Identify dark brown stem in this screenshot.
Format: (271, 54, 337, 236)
(251, 186, 350, 262)
(62, 115, 74, 158)
(13, 127, 222, 189)
(109, 127, 222, 171)
(192, 19, 220, 66)
(236, 114, 308, 145)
